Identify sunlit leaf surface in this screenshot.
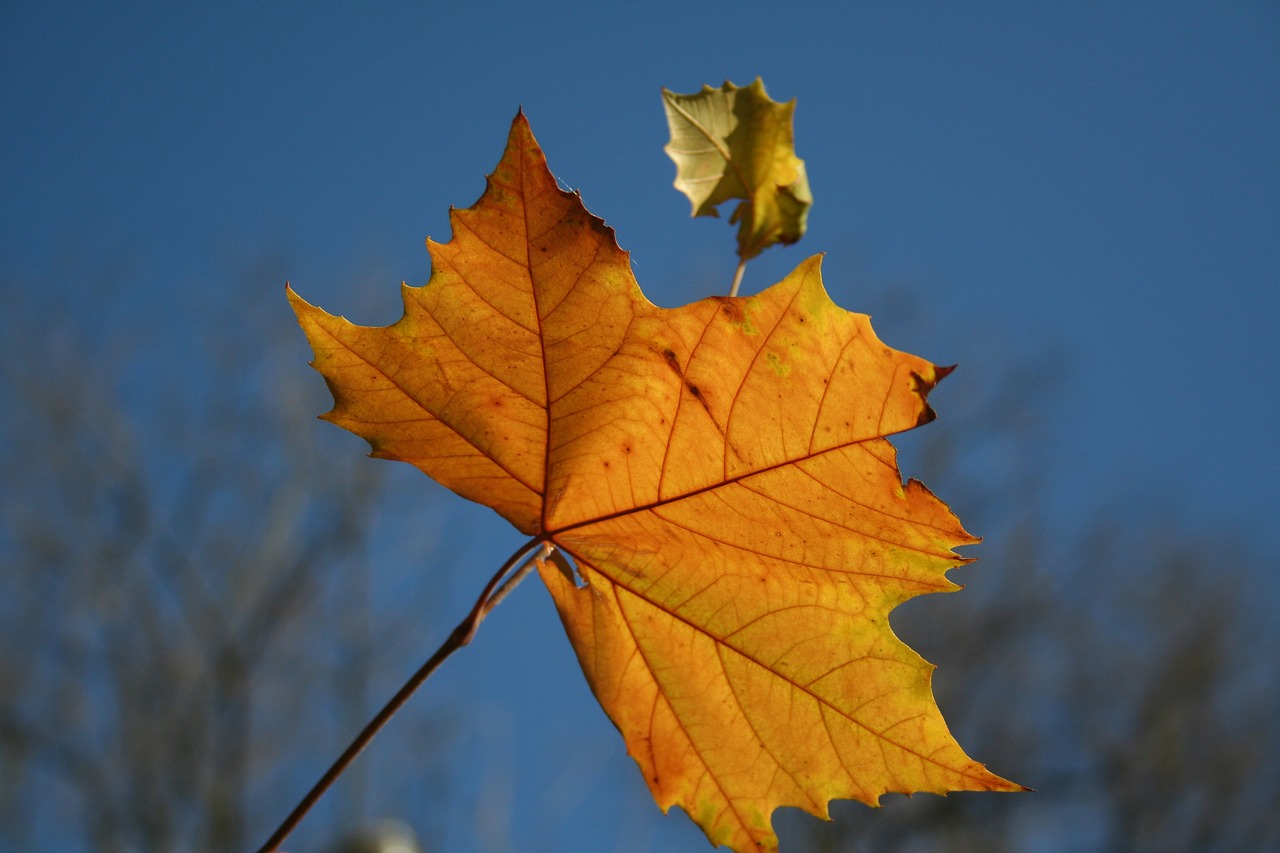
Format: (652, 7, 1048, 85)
(290, 113, 1020, 852)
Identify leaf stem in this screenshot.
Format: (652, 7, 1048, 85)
(729, 257, 748, 297)
(253, 536, 552, 853)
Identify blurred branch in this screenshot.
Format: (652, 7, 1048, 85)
(0, 254, 448, 853)
(781, 282, 1280, 853)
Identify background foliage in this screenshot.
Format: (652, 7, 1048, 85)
(3, 253, 1276, 851)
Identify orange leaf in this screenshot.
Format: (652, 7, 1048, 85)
(289, 113, 1021, 852)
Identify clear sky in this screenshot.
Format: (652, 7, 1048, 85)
(4, 2, 1277, 851)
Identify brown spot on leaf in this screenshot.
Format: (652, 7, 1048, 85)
(714, 297, 744, 323)
(662, 348, 683, 377)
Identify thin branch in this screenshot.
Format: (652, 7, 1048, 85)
(253, 536, 551, 853)
(481, 542, 548, 617)
(729, 257, 748, 297)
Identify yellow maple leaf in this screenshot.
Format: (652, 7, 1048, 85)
(663, 78, 813, 262)
(289, 113, 1020, 852)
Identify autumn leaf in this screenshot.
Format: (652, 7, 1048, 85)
(663, 78, 813, 261)
(289, 113, 1019, 852)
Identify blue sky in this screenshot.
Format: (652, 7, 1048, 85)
(4, 2, 1278, 851)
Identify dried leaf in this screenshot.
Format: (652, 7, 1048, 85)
(663, 78, 812, 260)
(290, 113, 1019, 852)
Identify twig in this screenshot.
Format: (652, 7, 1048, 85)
(729, 257, 748, 297)
(253, 536, 551, 853)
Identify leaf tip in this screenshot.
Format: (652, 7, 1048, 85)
(284, 283, 315, 318)
(509, 107, 534, 139)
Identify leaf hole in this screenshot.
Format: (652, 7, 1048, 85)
(560, 551, 587, 589)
